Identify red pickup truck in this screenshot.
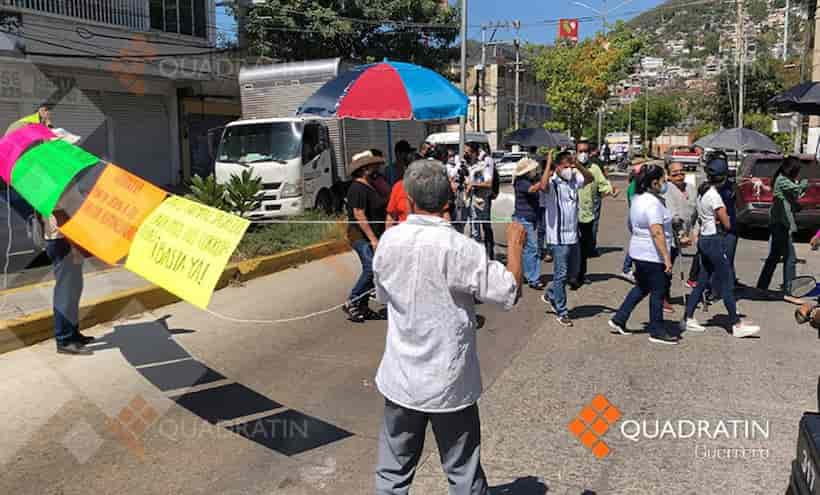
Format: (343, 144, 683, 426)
(664, 146, 701, 171)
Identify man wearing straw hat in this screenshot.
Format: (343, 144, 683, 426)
(512, 157, 546, 290)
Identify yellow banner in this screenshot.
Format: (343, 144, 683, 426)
(125, 196, 250, 309)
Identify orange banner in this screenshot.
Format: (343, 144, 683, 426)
(60, 163, 167, 265)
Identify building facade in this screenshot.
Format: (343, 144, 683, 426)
(0, 0, 240, 187)
(448, 54, 550, 150)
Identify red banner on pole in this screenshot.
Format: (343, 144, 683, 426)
(559, 19, 579, 41)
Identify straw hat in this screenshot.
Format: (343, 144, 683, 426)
(513, 157, 539, 178)
(347, 150, 385, 177)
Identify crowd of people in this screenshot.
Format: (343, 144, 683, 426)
(338, 138, 814, 494)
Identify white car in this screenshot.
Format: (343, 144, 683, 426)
(496, 152, 527, 182)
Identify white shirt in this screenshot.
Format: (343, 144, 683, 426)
(540, 171, 585, 245)
(373, 214, 518, 413)
(698, 187, 725, 236)
(629, 193, 673, 263)
(469, 154, 494, 201)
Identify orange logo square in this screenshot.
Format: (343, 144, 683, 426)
(568, 394, 620, 459)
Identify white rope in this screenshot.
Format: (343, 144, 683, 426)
(200, 289, 377, 325)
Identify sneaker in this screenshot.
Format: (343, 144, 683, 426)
(663, 299, 675, 314)
(732, 321, 761, 338)
(541, 294, 558, 314)
(619, 271, 636, 284)
(56, 342, 93, 355)
(608, 319, 630, 335)
(342, 303, 366, 323)
(648, 333, 680, 345)
(528, 280, 546, 290)
(72, 333, 95, 345)
(683, 319, 706, 333)
(556, 315, 573, 327)
(686, 280, 698, 289)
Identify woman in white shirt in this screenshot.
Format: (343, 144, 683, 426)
(682, 158, 760, 338)
(608, 164, 679, 345)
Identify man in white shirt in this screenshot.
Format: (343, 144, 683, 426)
(465, 142, 496, 259)
(373, 160, 525, 495)
(539, 151, 593, 327)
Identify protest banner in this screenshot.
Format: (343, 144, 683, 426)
(0, 123, 54, 183)
(10, 139, 98, 216)
(60, 163, 167, 265)
(125, 196, 250, 309)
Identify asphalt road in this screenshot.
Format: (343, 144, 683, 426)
(1, 180, 819, 494)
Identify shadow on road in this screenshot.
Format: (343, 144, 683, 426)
(490, 476, 550, 494)
(92, 316, 354, 457)
(568, 305, 616, 320)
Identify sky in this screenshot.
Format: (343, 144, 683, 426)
(215, 0, 668, 47)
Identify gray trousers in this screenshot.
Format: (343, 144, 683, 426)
(374, 399, 488, 495)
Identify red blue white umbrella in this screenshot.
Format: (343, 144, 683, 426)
(297, 61, 468, 121)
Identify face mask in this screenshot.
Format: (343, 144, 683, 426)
(577, 152, 589, 164)
(527, 170, 539, 181)
(658, 182, 669, 194)
(559, 169, 574, 181)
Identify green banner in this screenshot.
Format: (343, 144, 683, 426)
(11, 140, 98, 216)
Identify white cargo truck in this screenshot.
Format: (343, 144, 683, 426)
(214, 58, 429, 220)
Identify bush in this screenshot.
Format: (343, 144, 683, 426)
(186, 174, 229, 211)
(226, 169, 262, 217)
(233, 210, 345, 260)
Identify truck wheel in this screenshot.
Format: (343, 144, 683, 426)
(315, 190, 334, 215)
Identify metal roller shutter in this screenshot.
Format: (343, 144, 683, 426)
(104, 93, 172, 186)
(0, 101, 20, 133)
(50, 92, 109, 160)
(340, 120, 429, 175)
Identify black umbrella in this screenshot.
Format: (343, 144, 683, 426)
(769, 82, 820, 115)
(693, 128, 779, 153)
(504, 128, 573, 149)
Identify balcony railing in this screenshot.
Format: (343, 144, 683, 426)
(1, 0, 149, 31)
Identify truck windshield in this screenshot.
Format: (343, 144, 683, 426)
(217, 122, 301, 164)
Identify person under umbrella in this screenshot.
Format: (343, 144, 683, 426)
(683, 157, 761, 338)
(343, 150, 388, 323)
(512, 157, 545, 290)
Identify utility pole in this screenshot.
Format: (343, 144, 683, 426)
(784, 0, 790, 61)
(514, 20, 521, 131)
(597, 109, 603, 148)
(627, 100, 633, 160)
(479, 26, 487, 133)
(459, 0, 467, 158)
(737, 0, 745, 129)
(644, 90, 649, 158)
(808, 0, 820, 155)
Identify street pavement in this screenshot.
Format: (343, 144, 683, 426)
(1, 179, 819, 494)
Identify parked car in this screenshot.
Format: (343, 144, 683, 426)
(664, 145, 700, 171)
(495, 152, 527, 182)
(735, 153, 820, 232)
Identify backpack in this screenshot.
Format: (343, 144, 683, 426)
(491, 165, 501, 200)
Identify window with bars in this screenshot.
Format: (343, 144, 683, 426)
(149, 0, 207, 38)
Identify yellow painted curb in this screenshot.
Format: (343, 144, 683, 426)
(0, 239, 350, 355)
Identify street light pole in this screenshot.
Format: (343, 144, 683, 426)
(459, 0, 467, 158)
(627, 100, 632, 160)
(738, 0, 745, 129)
(514, 21, 521, 131)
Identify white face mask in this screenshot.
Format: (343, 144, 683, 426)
(577, 152, 589, 164)
(559, 168, 574, 181)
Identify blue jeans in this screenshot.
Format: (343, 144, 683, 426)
(513, 216, 540, 286)
(471, 199, 494, 260)
(350, 239, 375, 307)
(622, 254, 633, 274)
(757, 225, 796, 294)
(686, 235, 739, 324)
(46, 239, 84, 345)
(591, 198, 602, 253)
(545, 243, 578, 317)
(537, 207, 546, 255)
(613, 259, 667, 337)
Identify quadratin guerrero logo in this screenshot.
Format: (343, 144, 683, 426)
(569, 394, 771, 460)
(568, 394, 622, 459)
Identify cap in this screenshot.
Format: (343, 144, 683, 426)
(705, 157, 729, 177)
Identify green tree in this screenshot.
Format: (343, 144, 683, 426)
(240, 0, 458, 71)
(717, 56, 785, 128)
(747, 0, 769, 24)
(605, 94, 683, 148)
(532, 22, 643, 138)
